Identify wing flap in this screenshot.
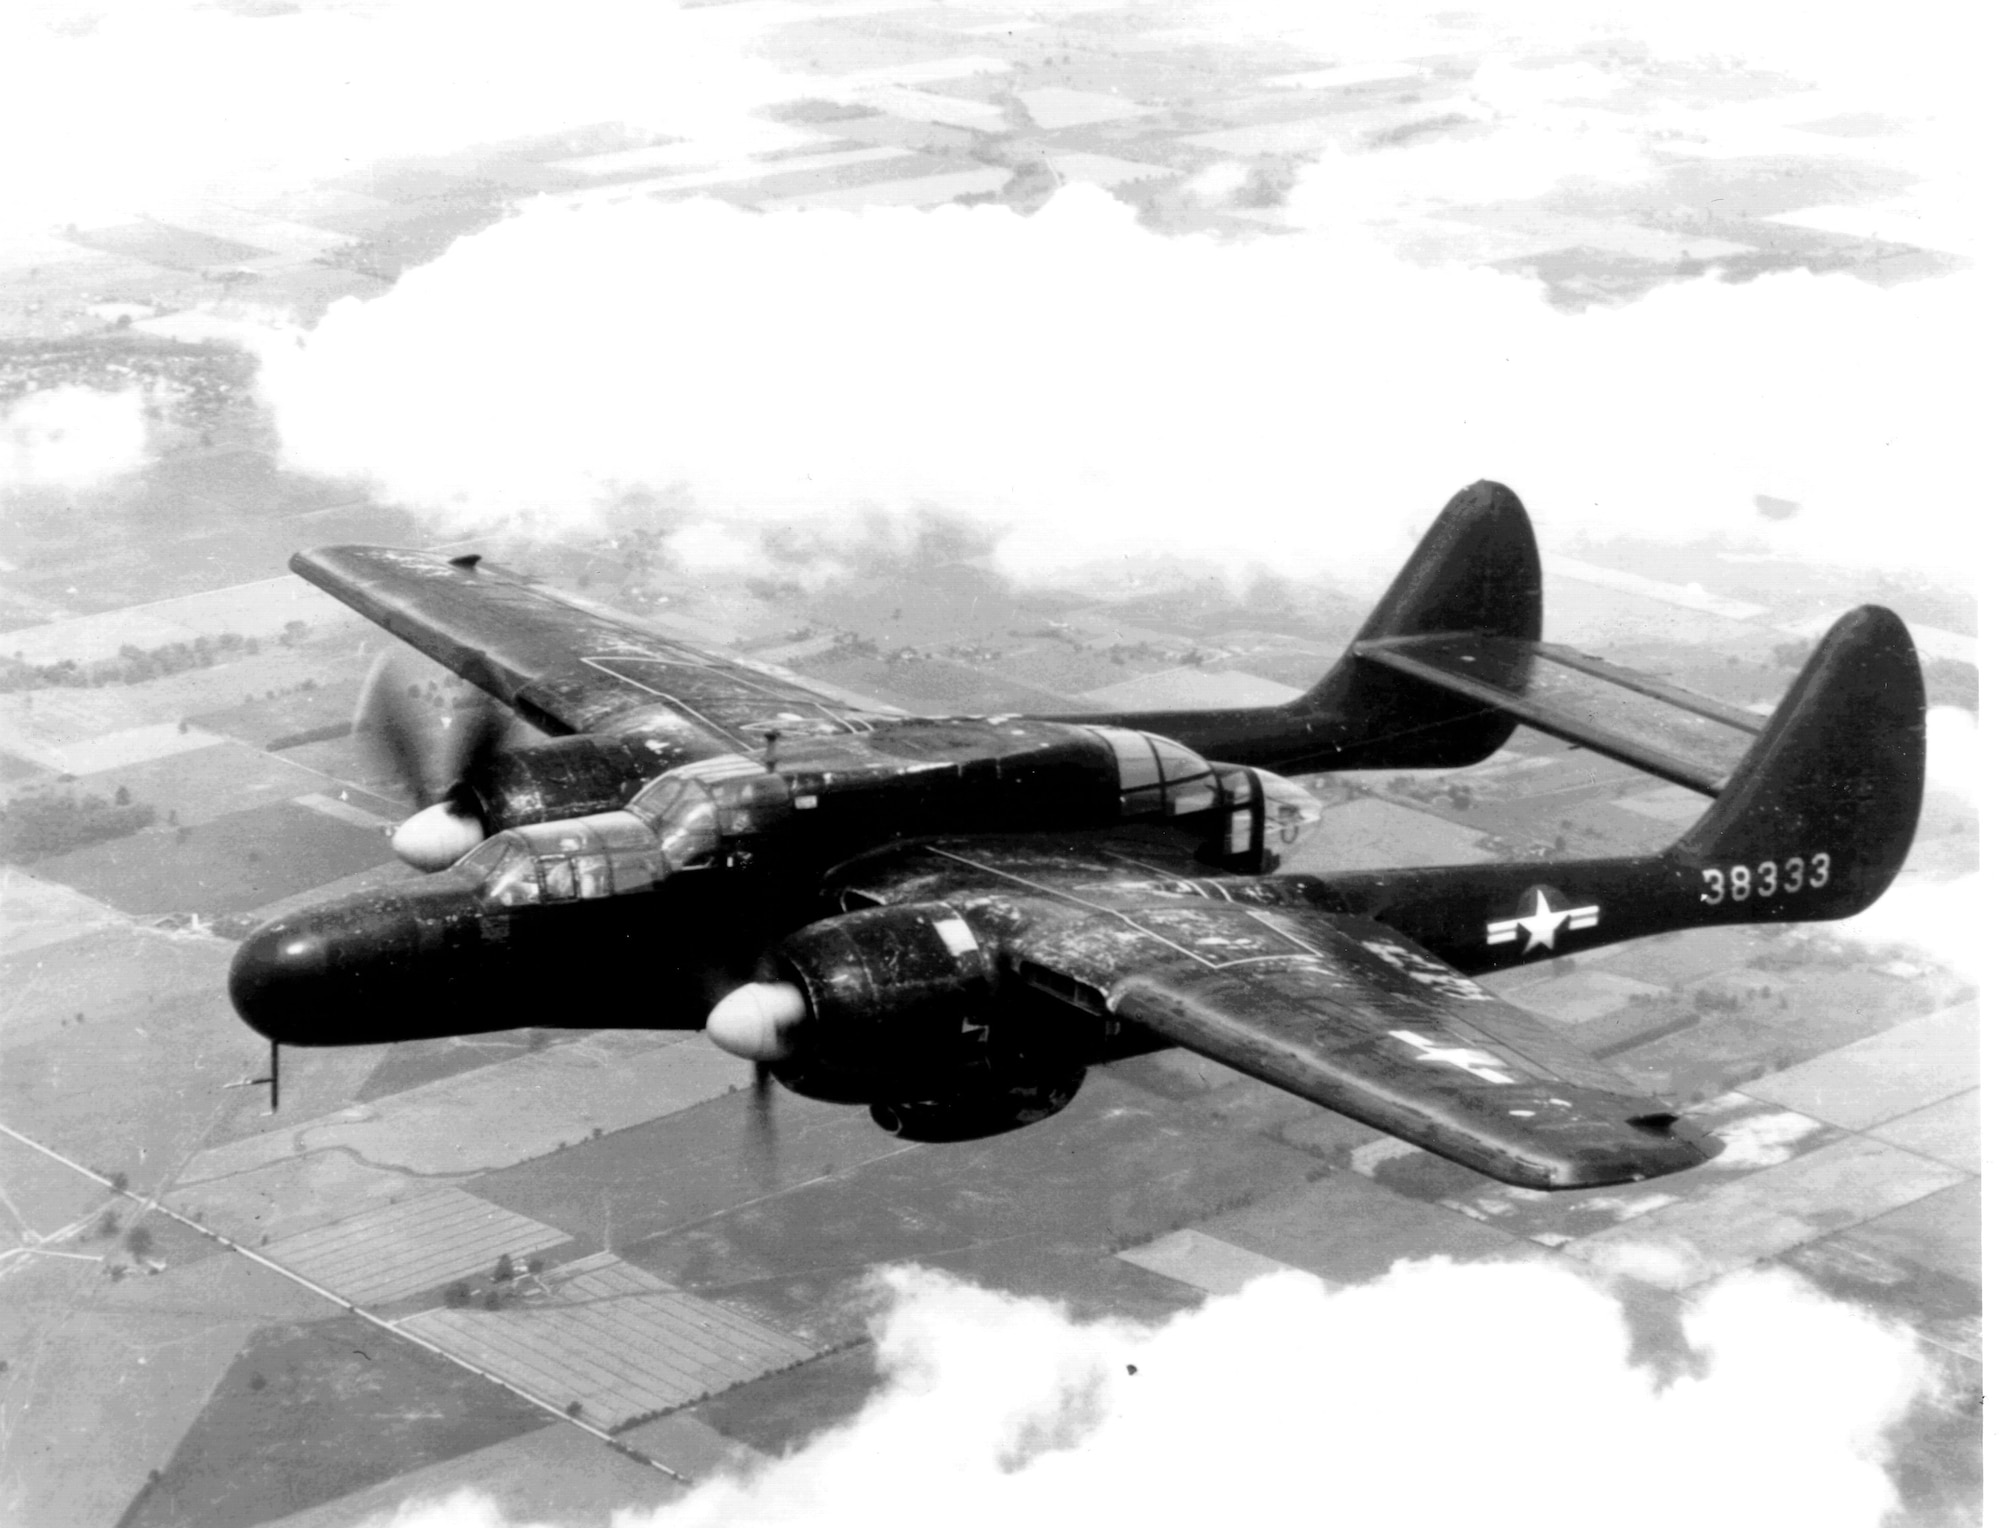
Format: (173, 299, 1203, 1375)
(1352, 633, 1763, 795)
(293, 546, 885, 746)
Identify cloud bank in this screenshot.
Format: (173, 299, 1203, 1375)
(9, 2, 1979, 600)
(255, 186, 1984, 593)
(370, 1258, 1943, 1528)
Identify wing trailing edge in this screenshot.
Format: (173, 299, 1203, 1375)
(1106, 962, 1716, 1190)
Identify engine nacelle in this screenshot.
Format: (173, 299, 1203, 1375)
(755, 902, 1092, 1138)
(775, 901, 1001, 1062)
(462, 734, 675, 832)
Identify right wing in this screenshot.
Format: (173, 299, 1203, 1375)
(294, 545, 890, 751)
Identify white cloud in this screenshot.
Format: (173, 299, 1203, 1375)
(664, 521, 769, 578)
(7, 2, 1976, 599)
(1831, 708, 1983, 982)
(1835, 870, 1983, 984)
(255, 185, 1987, 593)
(369, 1258, 1942, 1528)
(0, 385, 150, 490)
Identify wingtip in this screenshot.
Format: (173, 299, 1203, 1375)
(290, 544, 385, 579)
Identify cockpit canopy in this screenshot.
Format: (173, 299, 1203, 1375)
(1084, 727, 1223, 818)
(627, 775, 723, 872)
(1084, 725, 1323, 862)
(456, 765, 795, 908)
(456, 811, 677, 908)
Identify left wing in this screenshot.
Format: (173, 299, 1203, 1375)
(294, 545, 889, 749)
(915, 852, 1715, 1189)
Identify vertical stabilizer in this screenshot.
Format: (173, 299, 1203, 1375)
(1674, 605, 1926, 919)
(1292, 479, 1542, 769)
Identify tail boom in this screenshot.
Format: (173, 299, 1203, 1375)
(1266, 604, 1927, 971)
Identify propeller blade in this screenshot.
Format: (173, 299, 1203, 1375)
(353, 651, 438, 806)
(356, 654, 511, 871)
(437, 694, 509, 800)
(747, 1062, 778, 1182)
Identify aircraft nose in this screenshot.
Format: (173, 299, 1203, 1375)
(225, 879, 516, 1045)
(228, 920, 332, 1042)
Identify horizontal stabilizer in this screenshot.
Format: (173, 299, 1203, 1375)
(1351, 634, 1765, 795)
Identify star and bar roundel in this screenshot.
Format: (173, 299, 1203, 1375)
(1486, 885, 1600, 953)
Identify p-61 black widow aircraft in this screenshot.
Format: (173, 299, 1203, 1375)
(228, 483, 1926, 1190)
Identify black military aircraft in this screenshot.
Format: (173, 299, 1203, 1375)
(227, 482, 1925, 1191)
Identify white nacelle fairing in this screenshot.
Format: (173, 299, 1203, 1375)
(391, 801, 487, 873)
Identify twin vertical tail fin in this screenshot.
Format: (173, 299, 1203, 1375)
(1291, 601, 1928, 981)
(1085, 477, 1926, 935)
(1307, 483, 1925, 925)
(1672, 606, 1927, 921)
(1293, 479, 1542, 771)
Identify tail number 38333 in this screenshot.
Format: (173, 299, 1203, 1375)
(1701, 853, 1829, 905)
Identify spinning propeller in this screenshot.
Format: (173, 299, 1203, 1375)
(354, 652, 510, 871)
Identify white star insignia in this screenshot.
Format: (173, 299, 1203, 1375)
(1486, 887, 1600, 953)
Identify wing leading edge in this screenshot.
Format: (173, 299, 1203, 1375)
(922, 855, 1715, 1188)
(293, 545, 888, 749)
